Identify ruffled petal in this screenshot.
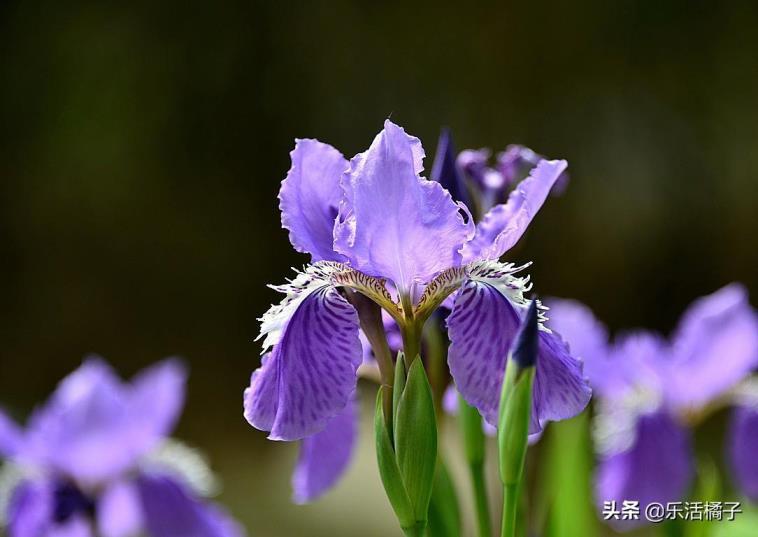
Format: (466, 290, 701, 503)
(544, 298, 616, 395)
(531, 330, 592, 432)
(279, 139, 348, 262)
(447, 270, 590, 433)
(727, 405, 758, 501)
(446, 279, 522, 427)
(595, 411, 694, 528)
(136, 474, 244, 537)
(245, 284, 362, 440)
(461, 159, 568, 263)
(291, 398, 357, 503)
(666, 284, 758, 410)
(334, 120, 472, 294)
(97, 480, 144, 537)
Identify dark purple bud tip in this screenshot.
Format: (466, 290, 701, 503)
(512, 300, 539, 369)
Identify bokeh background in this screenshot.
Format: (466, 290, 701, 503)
(1, 1, 757, 535)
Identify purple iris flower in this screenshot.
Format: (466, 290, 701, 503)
(547, 284, 758, 528)
(244, 120, 591, 502)
(435, 135, 569, 216)
(0, 358, 243, 537)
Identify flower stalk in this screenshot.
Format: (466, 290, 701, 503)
(498, 301, 539, 537)
(458, 393, 491, 537)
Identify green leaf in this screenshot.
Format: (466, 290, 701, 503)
(395, 358, 438, 525)
(539, 410, 598, 537)
(374, 386, 415, 529)
(427, 458, 461, 537)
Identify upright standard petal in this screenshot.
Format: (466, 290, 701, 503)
(727, 405, 758, 501)
(446, 265, 590, 433)
(595, 411, 694, 527)
(334, 120, 472, 293)
(666, 284, 758, 410)
(291, 398, 357, 504)
(245, 284, 362, 440)
(431, 129, 470, 207)
(24, 359, 138, 484)
(137, 474, 244, 537)
(461, 159, 568, 263)
(128, 359, 187, 453)
(279, 139, 348, 262)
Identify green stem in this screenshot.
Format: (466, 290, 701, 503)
(402, 521, 427, 537)
(471, 462, 492, 537)
(422, 318, 447, 412)
(501, 483, 518, 537)
(346, 290, 395, 425)
(459, 395, 491, 537)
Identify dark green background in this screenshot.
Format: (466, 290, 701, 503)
(1, 1, 756, 535)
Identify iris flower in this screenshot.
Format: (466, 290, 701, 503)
(547, 284, 758, 526)
(243, 120, 591, 502)
(433, 129, 569, 216)
(0, 358, 243, 537)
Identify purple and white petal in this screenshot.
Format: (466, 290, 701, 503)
(531, 330, 592, 433)
(446, 270, 590, 433)
(666, 284, 758, 410)
(727, 405, 758, 501)
(97, 480, 144, 537)
(334, 120, 473, 294)
(292, 398, 357, 503)
(447, 280, 523, 427)
(245, 285, 362, 441)
(596, 411, 694, 528)
(544, 299, 621, 396)
(279, 139, 348, 262)
(461, 159, 568, 263)
(136, 474, 244, 537)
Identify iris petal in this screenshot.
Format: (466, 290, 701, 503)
(334, 120, 473, 294)
(447, 272, 590, 433)
(279, 139, 348, 262)
(292, 398, 357, 503)
(461, 159, 567, 263)
(596, 411, 693, 528)
(727, 405, 758, 501)
(245, 285, 362, 441)
(666, 284, 758, 410)
(136, 474, 244, 537)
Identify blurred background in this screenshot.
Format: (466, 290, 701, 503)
(1, 1, 756, 535)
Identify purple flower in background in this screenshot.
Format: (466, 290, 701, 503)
(0, 358, 243, 537)
(244, 120, 590, 501)
(548, 284, 758, 528)
(430, 130, 569, 216)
